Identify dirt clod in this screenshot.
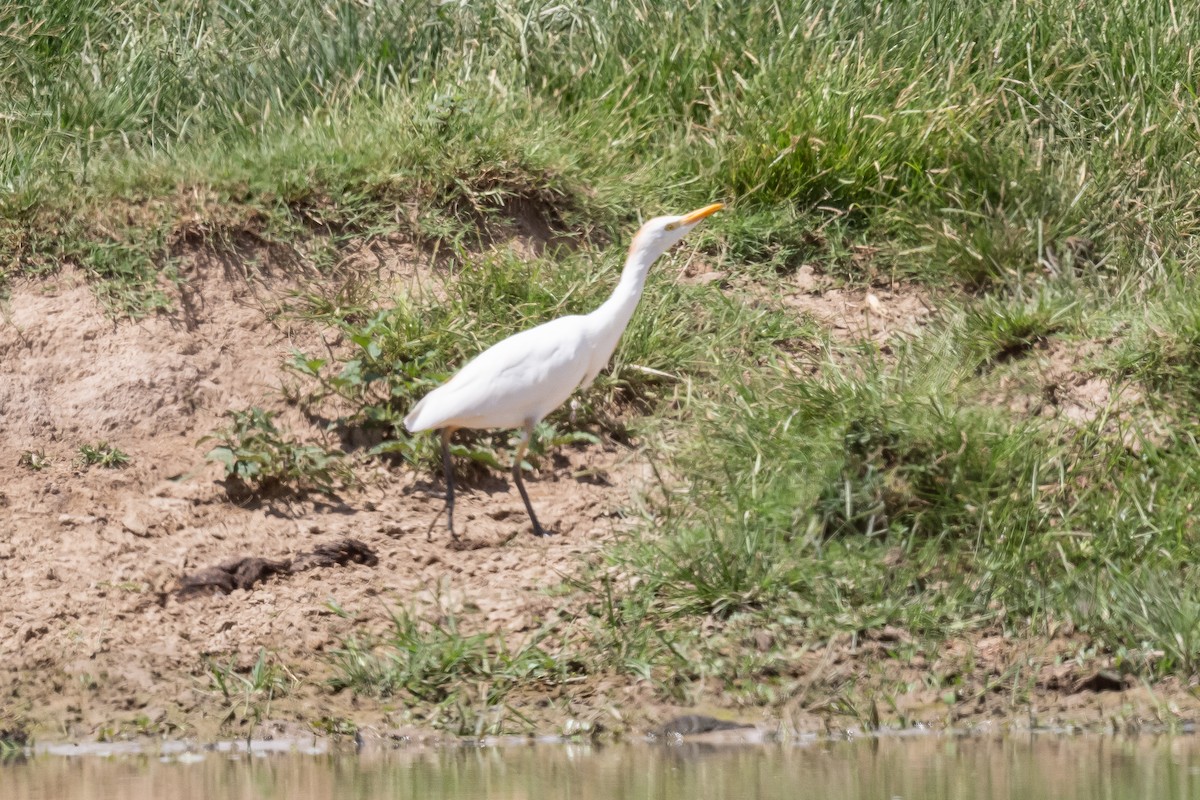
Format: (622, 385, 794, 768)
(175, 538, 378, 599)
(1073, 670, 1127, 694)
(289, 539, 379, 572)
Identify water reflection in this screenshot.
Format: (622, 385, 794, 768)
(3, 735, 1200, 800)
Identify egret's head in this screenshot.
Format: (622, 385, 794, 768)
(629, 202, 724, 263)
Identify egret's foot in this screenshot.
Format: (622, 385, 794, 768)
(530, 523, 554, 538)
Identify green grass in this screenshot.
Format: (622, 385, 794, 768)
(8, 0, 1200, 728)
(288, 245, 807, 468)
(7, 0, 1198, 298)
(329, 609, 580, 735)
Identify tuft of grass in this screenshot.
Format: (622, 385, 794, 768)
(206, 649, 297, 727)
(959, 292, 1075, 370)
(329, 608, 579, 735)
(1114, 275, 1200, 404)
(76, 442, 130, 469)
(1075, 564, 1200, 678)
(0, 727, 28, 760)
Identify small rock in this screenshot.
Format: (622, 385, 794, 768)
(688, 271, 727, 285)
(122, 512, 149, 537)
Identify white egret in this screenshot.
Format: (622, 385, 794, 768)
(404, 202, 724, 538)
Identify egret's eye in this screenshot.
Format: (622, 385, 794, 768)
(664, 222, 679, 231)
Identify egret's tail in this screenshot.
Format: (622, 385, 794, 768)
(403, 396, 432, 433)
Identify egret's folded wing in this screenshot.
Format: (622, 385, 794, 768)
(404, 317, 589, 432)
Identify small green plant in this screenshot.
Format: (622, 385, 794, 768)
(206, 649, 297, 725)
(77, 442, 130, 469)
(18, 449, 50, 471)
(202, 407, 349, 496)
(524, 422, 601, 464)
(312, 716, 358, 737)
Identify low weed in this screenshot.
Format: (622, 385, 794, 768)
(202, 407, 350, 496)
(1080, 564, 1200, 678)
(329, 608, 573, 702)
(77, 442, 130, 469)
(18, 449, 50, 471)
(1114, 276, 1200, 404)
(959, 292, 1076, 370)
(0, 726, 28, 760)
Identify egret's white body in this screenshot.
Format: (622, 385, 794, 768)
(404, 315, 594, 432)
(405, 202, 724, 538)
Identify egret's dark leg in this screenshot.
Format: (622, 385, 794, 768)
(513, 421, 550, 537)
(441, 427, 458, 540)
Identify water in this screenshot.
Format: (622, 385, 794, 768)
(4, 735, 1200, 799)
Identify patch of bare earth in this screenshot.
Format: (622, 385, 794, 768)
(982, 339, 1167, 449)
(0, 243, 642, 740)
(779, 265, 936, 349)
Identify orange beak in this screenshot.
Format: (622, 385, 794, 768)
(680, 202, 724, 225)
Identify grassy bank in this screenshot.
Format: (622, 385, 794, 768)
(6, 0, 1200, 733)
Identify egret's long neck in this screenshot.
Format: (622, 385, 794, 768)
(589, 239, 659, 337)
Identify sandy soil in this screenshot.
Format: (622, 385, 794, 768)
(2, 240, 1197, 744)
(0, 243, 642, 739)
